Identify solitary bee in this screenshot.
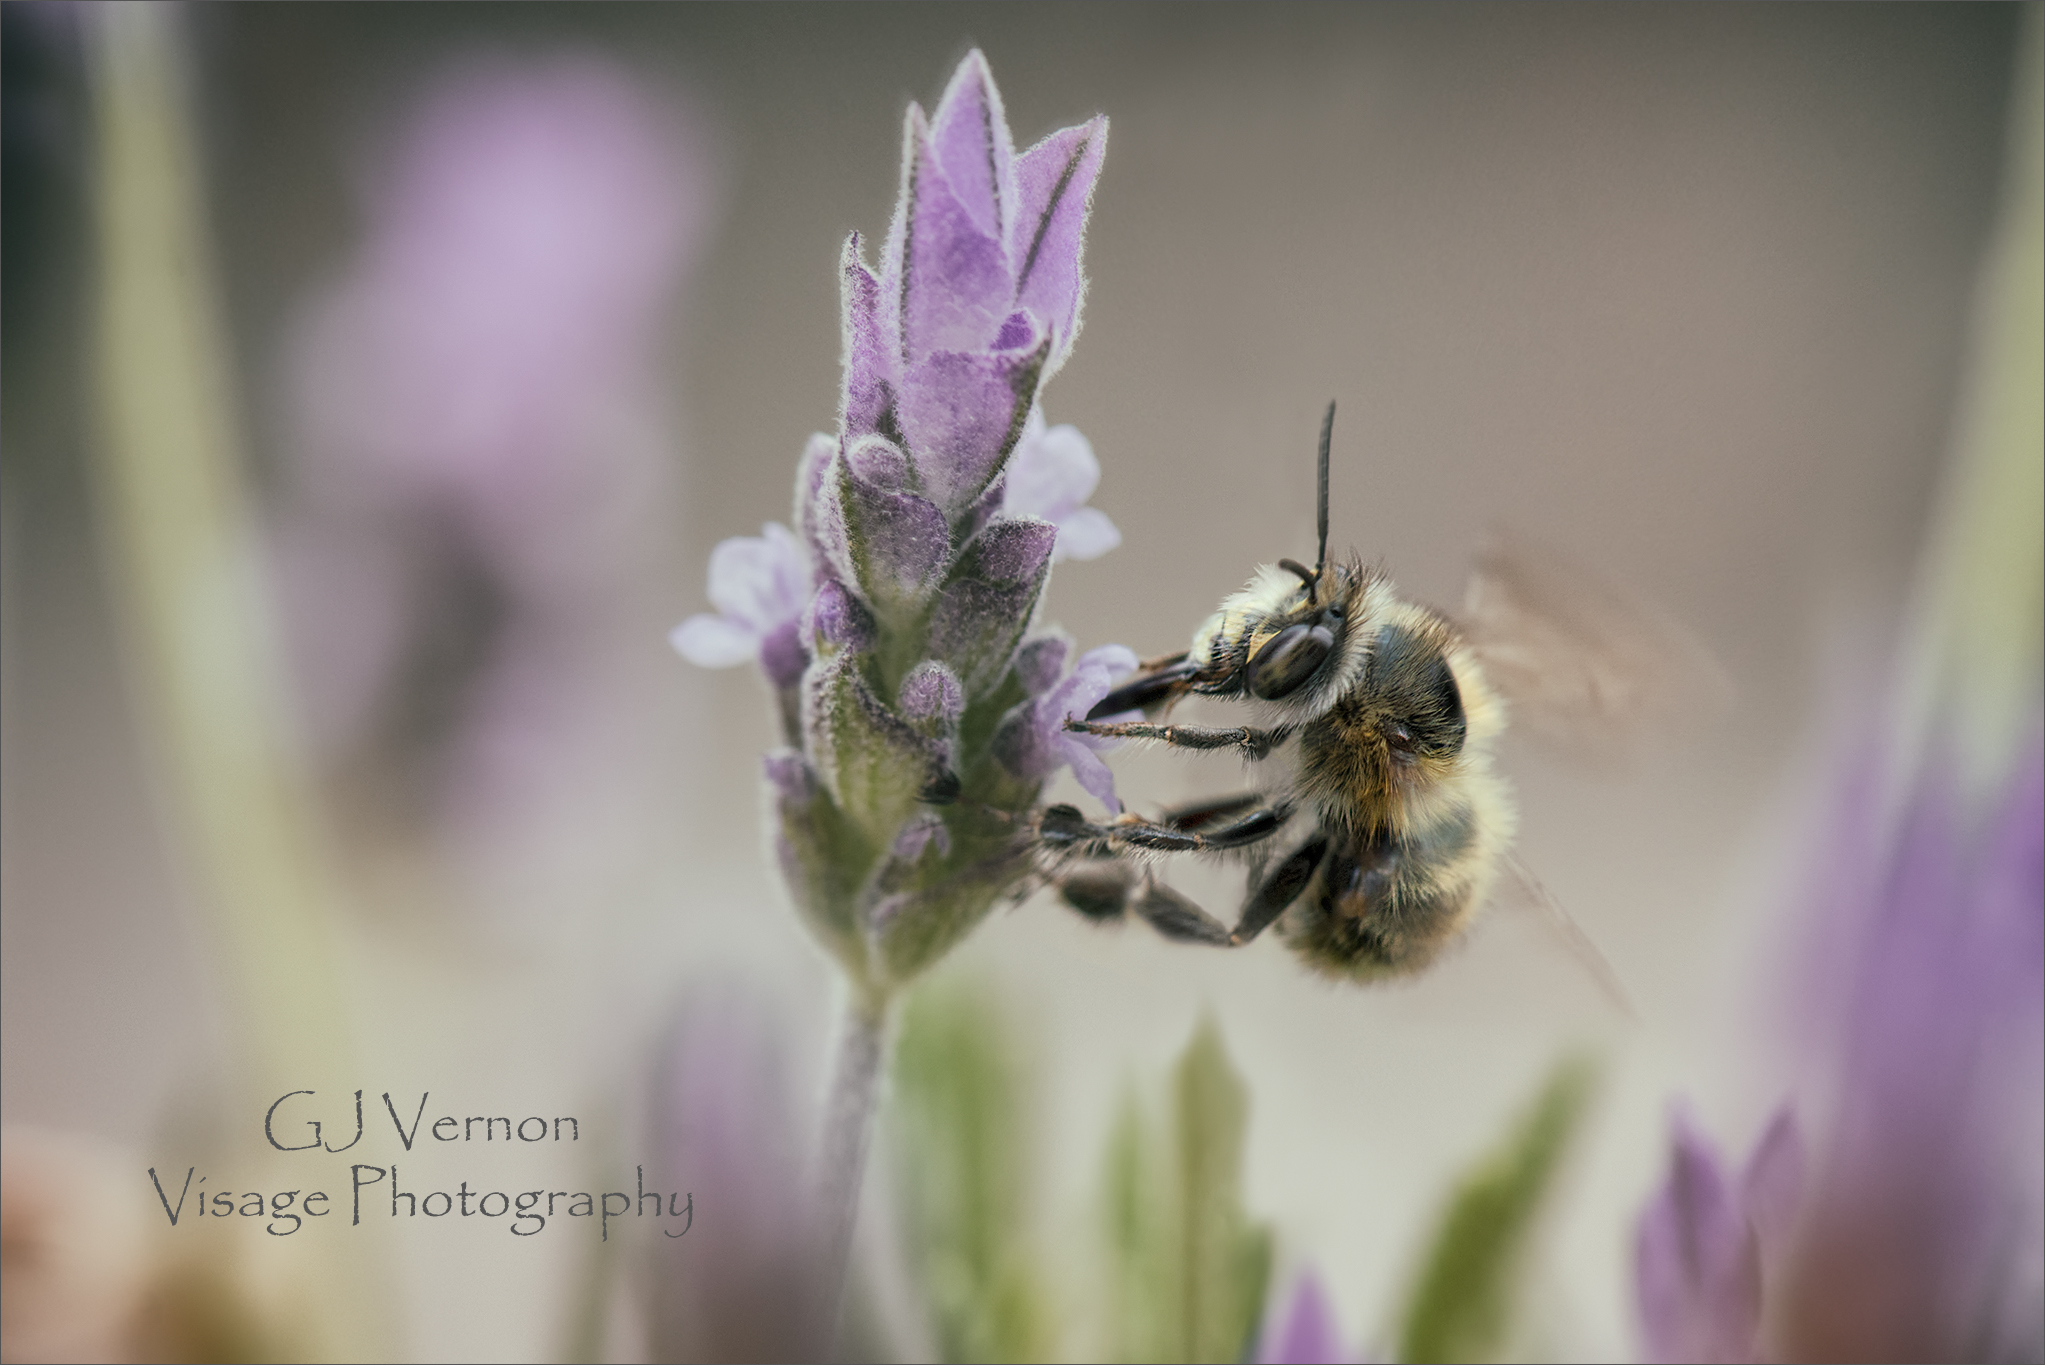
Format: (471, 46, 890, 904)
(1039, 403, 1714, 984)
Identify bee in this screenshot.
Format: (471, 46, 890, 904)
(1037, 402, 1714, 985)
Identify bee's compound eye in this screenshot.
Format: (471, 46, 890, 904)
(1246, 622, 1337, 700)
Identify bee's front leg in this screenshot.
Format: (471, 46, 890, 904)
(1062, 717, 1290, 761)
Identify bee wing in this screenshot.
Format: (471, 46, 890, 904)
(1457, 532, 1730, 764)
(1496, 852, 1640, 1022)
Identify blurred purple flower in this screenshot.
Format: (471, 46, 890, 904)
(993, 639, 1138, 812)
(1260, 1270, 1351, 1365)
(1631, 735, 2042, 1365)
(273, 55, 716, 931)
(643, 987, 815, 1364)
(1776, 739, 2043, 1363)
(1003, 407, 1121, 562)
(1635, 1106, 1803, 1365)
(670, 523, 812, 687)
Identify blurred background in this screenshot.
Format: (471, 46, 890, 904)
(2, 4, 2032, 1362)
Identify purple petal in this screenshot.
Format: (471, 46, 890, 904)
(1053, 506, 1122, 562)
(1262, 1270, 1348, 1365)
(1014, 634, 1072, 696)
(1635, 1106, 1762, 1365)
(839, 234, 894, 440)
(1739, 1107, 1803, 1258)
(926, 50, 1015, 246)
(1003, 411, 1100, 523)
(896, 342, 1047, 517)
(898, 660, 964, 728)
(896, 111, 1016, 363)
(1011, 117, 1107, 375)
(1060, 734, 1122, 814)
(670, 612, 757, 667)
(990, 700, 1052, 780)
(1074, 642, 1140, 680)
(705, 524, 810, 631)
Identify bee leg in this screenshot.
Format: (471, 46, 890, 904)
(1229, 833, 1330, 945)
(1158, 791, 1266, 831)
(1132, 877, 1234, 946)
(1034, 801, 1292, 856)
(1061, 718, 1290, 761)
(1055, 859, 1135, 922)
(1088, 654, 1196, 719)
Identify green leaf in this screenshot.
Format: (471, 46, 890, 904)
(892, 982, 1051, 1363)
(1102, 1015, 1273, 1364)
(1394, 1055, 1599, 1365)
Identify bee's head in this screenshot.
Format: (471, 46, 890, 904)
(1241, 558, 1360, 704)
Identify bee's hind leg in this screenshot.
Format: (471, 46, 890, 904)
(1229, 832, 1330, 945)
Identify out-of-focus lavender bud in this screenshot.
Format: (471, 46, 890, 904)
(804, 578, 876, 659)
(1260, 1270, 1352, 1365)
(643, 987, 816, 1365)
(805, 652, 943, 848)
(927, 517, 1057, 698)
(1635, 1105, 1802, 1365)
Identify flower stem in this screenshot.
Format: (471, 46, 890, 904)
(812, 986, 894, 1355)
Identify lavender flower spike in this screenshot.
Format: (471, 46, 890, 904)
(673, 54, 1119, 1351)
(1634, 1104, 1803, 1365)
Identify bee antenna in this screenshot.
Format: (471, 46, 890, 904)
(1314, 400, 1334, 581)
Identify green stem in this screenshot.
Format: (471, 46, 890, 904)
(812, 986, 895, 1356)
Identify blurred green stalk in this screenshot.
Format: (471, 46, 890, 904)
(88, 4, 385, 1359)
(1394, 1056, 1598, 1365)
(1104, 1016, 1273, 1365)
(1893, 5, 2043, 801)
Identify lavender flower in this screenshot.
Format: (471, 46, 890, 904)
(1635, 1106, 1803, 1365)
(1003, 407, 1121, 561)
(993, 638, 1140, 813)
(670, 522, 811, 686)
(1260, 1270, 1352, 1365)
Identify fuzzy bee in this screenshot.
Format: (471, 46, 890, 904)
(1038, 403, 1716, 985)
